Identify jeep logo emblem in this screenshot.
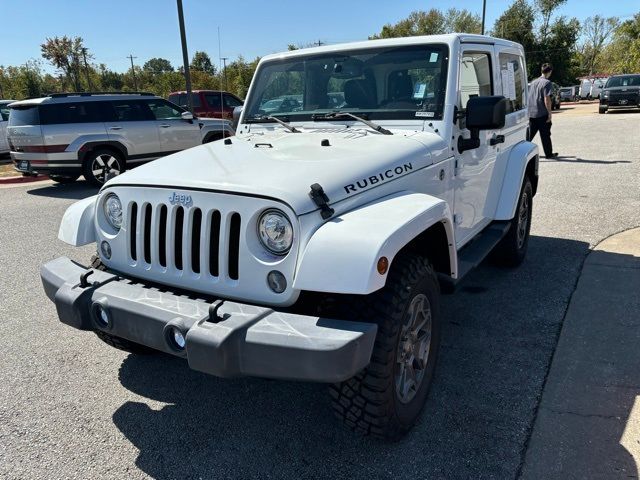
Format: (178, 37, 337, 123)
(169, 192, 193, 207)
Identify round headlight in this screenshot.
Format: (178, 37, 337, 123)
(258, 209, 293, 255)
(103, 193, 122, 230)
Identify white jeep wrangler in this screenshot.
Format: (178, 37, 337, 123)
(41, 34, 538, 439)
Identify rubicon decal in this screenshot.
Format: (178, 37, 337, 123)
(344, 163, 413, 194)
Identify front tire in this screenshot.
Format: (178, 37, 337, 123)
(83, 149, 125, 186)
(330, 253, 441, 440)
(599, 106, 607, 114)
(492, 176, 533, 267)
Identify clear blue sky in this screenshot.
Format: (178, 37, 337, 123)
(0, 0, 637, 73)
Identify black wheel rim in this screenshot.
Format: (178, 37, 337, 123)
(395, 293, 432, 404)
(517, 190, 530, 250)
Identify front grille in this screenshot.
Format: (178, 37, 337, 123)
(610, 92, 639, 103)
(127, 201, 241, 280)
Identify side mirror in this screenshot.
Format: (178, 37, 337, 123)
(458, 96, 507, 153)
(181, 111, 194, 121)
(465, 95, 507, 130)
(232, 106, 243, 129)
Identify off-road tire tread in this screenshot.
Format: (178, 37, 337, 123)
(491, 176, 533, 267)
(329, 253, 439, 440)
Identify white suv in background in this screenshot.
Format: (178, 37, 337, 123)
(7, 92, 234, 185)
(0, 100, 16, 155)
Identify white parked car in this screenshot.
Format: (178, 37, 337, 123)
(41, 34, 538, 439)
(590, 78, 607, 99)
(0, 100, 16, 155)
(578, 79, 594, 100)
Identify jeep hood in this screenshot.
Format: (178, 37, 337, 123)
(106, 128, 448, 215)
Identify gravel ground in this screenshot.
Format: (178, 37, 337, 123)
(0, 103, 638, 480)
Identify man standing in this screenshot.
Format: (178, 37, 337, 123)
(527, 63, 558, 159)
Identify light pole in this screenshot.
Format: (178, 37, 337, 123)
(481, 0, 487, 35)
(177, 0, 194, 113)
(127, 54, 138, 91)
(221, 57, 228, 91)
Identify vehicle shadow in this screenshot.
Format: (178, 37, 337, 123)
(540, 156, 631, 164)
(111, 234, 639, 479)
(26, 180, 97, 200)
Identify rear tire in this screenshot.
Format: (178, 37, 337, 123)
(49, 174, 80, 184)
(492, 176, 533, 267)
(330, 253, 441, 440)
(599, 106, 607, 114)
(82, 148, 125, 186)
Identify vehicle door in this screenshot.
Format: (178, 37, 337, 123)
(146, 99, 201, 153)
(105, 100, 161, 164)
(453, 45, 499, 248)
(0, 104, 9, 151)
(484, 49, 529, 216)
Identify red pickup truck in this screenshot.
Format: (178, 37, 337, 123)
(168, 90, 244, 119)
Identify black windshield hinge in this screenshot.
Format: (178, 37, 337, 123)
(309, 183, 335, 220)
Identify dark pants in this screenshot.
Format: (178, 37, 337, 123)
(528, 115, 553, 157)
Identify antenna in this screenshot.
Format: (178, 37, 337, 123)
(218, 26, 227, 136)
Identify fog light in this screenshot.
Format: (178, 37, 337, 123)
(94, 304, 110, 328)
(267, 271, 287, 293)
(171, 327, 186, 350)
(100, 241, 112, 259)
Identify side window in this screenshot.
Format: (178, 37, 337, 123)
(498, 53, 525, 112)
(223, 94, 243, 108)
(205, 94, 222, 109)
(459, 52, 493, 109)
(0, 105, 10, 121)
(146, 99, 184, 120)
(39, 102, 111, 124)
(110, 100, 153, 122)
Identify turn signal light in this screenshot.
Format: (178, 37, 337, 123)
(377, 257, 389, 275)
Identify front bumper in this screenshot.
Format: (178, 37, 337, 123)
(41, 257, 377, 382)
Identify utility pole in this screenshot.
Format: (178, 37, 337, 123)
(220, 57, 228, 91)
(481, 0, 487, 35)
(315, 39, 323, 46)
(81, 47, 93, 91)
(127, 54, 138, 91)
(177, 0, 194, 114)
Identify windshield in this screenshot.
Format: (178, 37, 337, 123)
(244, 44, 449, 122)
(606, 75, 640, 88)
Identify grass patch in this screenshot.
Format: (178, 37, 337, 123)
(0, 163, 17, 177)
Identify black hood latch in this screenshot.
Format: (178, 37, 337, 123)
(309, 183, 335, 220)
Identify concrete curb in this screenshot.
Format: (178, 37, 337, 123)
(520, 227, 640, 479)
(0, 175, 50, 185)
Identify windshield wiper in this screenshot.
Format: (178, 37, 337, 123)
(247, 114, 300, 133)
(315, 112, 392, 135)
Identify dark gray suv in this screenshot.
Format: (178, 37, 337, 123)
(8, 92, 234, 185)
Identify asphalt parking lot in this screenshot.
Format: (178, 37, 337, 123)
(0, 102, 639, 479)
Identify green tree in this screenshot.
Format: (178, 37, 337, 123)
(370, 9, 447, 38)
(143, 57, 174, 74)
(492, 0, 536, 53)
(190, 51, 215, 75)
(40, 36, 85, 91)
(599, 13, 640, 74)
(445, 8, 482, 34)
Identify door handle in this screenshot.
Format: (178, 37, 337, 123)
(109, 126, 122, 130)
(490, 134, 505, 146)
(159, 124, 171, 128)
